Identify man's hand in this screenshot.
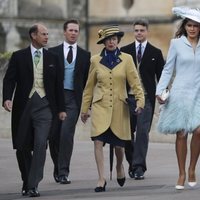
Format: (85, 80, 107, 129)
(3, 100, 13, 112)
(59, 112, 67, 121)
(81, 112, 90, 124)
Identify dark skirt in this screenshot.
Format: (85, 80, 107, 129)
(91, 128, 125, 147)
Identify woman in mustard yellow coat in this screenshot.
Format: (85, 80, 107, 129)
(81, 25, 144, 192)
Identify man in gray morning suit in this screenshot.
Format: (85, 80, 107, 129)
(2, 23, 66, 197)
(49, 19, 91, 184)
(121, 19, 164, 180)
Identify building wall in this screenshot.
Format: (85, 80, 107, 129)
(88, 0, 174, 57)
(89, 0, 173, 18)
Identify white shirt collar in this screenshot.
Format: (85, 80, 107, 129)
(63, 41, 77, 49)
(31, 44, 43, 56)
(135, 40, 147, 49)
(63, 41, 77, 61)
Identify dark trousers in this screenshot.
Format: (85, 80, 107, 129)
(16, 150, 32, 190)
(125, 113, 136, 170)
(49, 90, 79, 177)
(17, 92, 52, 189)
(125, 96, 153, 172)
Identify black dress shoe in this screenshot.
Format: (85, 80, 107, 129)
(94, 181, 107, 192)
(117, 177, 126, 187)
(59, 176, 71, 184)
(134, 167, 144, 180)
(128, 169, 134, 178)
(21, 189, 28, 196)
(28, 188, 40, 197)
(21, 182, 28, 196)
(53, 173, 60, 183)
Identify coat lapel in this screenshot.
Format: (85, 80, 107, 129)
(57, 44, 65, 69)
(43, 48, 48, 82)
(26, 47, 34, 80)
(141, 42, 149, 60)
(132, 42, 137, 67)
(74, 46, 81, 74)
(139, 42, 151, 68)
(26, 47, 34, 71)
(126, 42, 137, 67)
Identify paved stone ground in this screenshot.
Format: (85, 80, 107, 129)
(0, 138, 200, 200)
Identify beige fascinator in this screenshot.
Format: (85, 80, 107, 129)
(172, 7, 200, 23)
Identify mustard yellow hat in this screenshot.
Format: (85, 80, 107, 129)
(97, 25, 124, 44)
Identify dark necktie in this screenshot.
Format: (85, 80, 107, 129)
(137, 43, 142, 64)
(67, 46, 73, 64)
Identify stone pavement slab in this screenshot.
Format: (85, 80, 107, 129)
(0, 138, 200, 200)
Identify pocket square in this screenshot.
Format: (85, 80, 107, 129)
(49, 64, 55, 68)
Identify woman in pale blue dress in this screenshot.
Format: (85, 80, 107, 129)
(156, 7, 200, 190)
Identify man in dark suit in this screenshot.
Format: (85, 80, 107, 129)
(49, 19, 90, 184)
(2, 23, 66, 197)
(121, 19, 164, 180)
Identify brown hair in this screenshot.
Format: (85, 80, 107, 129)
(175, 18, 189, 38)
(63, 19, 80, 31)
(29, 24, 38, 40)
(133, 18, 149, 29)
(103, 35, 122, 44)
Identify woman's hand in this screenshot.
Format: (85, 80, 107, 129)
(81, 112, 90, 124)
(156, 95, 166, 104)
(135, 107, 142, 115)
(156, 89, 169, 104)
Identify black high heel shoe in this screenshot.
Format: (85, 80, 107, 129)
(94, 181, 107, 192)
(117, 177, 126, 187)
(116, 164, 126, 187)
